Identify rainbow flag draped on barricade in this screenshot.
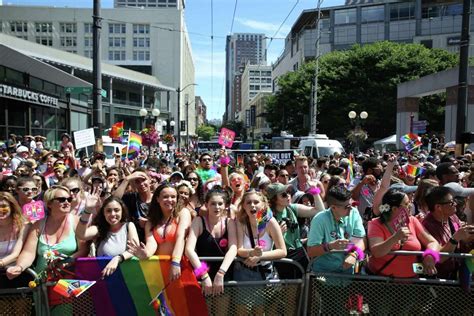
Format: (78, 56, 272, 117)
(75, 256, 208, 316)
(121, 130, 142, 159)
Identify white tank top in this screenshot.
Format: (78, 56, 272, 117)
(243, 229, 273, 266)
(0, 239, 17, 259)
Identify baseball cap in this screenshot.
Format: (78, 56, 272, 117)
(170, 171, 184, 180)
(266, 183, 289, 200)
(16, 146, 29, 154)
(391, 183, 418, 194)
(292, 191, 315, 205)
(444, 182, 474, 198)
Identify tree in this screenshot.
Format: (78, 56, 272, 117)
(266, 41, 458, 139)
(196, 125, 216, 141)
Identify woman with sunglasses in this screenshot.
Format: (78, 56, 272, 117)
(6, 185, 88, 279)
(185, 171, 205, 214)
(15, 177, 38, 209)
(0, 192, 29, 288)
(266, 183, 324, 278)
(61, 177, 89, 216)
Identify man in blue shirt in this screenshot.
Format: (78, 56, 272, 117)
(307, 186, 366, 274)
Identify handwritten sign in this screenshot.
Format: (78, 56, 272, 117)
(74, 128, 96, 150)
(391, 207, 409, 232)
(22, 200, 45, 223)
(218, 128, 235, 148)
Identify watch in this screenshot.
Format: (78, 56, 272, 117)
(449, 237, 458, 246)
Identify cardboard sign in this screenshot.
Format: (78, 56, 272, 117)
(218, 128, 235, 148)
(74, 128, 96, 150)
(22, 200, 45, 222)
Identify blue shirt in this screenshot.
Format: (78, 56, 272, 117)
(308, 207, 366, 273)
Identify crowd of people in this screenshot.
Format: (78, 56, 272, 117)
(1, 133, 473, 313)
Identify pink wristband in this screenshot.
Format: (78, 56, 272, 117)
(307, 187, 321, 196)
(219, 156, 231, 166)
(345, 244, 365, 260)
(193, 261, 209, 278)
(422, 249, 440, 264)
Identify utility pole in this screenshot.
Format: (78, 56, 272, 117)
(176, 87, 181, 151)
(311, 0, 323, 135)
(455, 0, 470, 156)
(92, 0, 103, 137)
(186, 100, 189, 152)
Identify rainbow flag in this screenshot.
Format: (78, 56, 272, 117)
(122, 131, 142, 159)
(256, 208, 273, 233)
(346, 154, 354, 184)
(405, 165, 425, 177)
(75, 256, 208, 316)
(109, 122, 124, 141)
(400, 133, 422, 152)
(53, 279, 96, 298)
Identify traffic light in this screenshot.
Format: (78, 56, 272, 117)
(180, 120, 186, 132)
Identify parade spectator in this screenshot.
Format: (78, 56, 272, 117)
(186, 186, 237, 296)
(195, 153, 220, 188)
(61, 177, 88, 216)
(1, 176, 17, 194)
(244, 154, 259, 180)
(15, 177, 38, 209)
(436, 162, 459, 185)
(59, 133, 74, 153)
(277, 169, 290, 185)
(413, 179, 438, 219)
(77, 156, 92, 179)
(315, 156, 329, 180)
(176, 181, 196, 218)
(10, 146, 29, 171)
(351, 157, 382, 218)
(307, 186, 366, 274)
(76, 196, 139, 278)
(185, 171, 205, 213)
(289, 156, 323, 194)
(263, 164, 279, 183)
(368, 189, 440, 278)
(105, 166, 121, 194)
(422, 186, 474, 279)
(267, 183, 324, 277)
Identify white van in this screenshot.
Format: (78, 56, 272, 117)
(298, 134, 345, 158)
(76, 142, 125, 167)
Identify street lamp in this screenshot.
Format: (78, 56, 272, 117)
(348, 111, 368, 153)
(176, 83, 197, 151)
(139, 106, 160, 129)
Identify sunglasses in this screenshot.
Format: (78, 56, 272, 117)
(20, 187, 38, 193)
(439, 199, 457, 206)
(279, 174, 289, 178)
(280, 192, 289, 198)
(54, 197, 73, 203)
(187, 177, 199, 182)
(200, 157, 213, 162)
(69, 188, 81, 194)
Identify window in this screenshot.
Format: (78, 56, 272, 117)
(60, 23, 77, 33)
(133, 24, 150, 34)
(60, 36, 77, 47)
(109, 23, 126, 34)
(35, 22, 52, 33)
(84, 23, 93, 33)
(133, 51, 150, 61)
(36, 36, 53, 46)
(10, 21, 27, 32)
(334, 8, 357, 25)
(390, 2, 415, 21)
(108, 37, 126, 47)
(361, 6, 385, 23)
(133, 37, 150, 48)
(84, 50, 93, 58)
(108, 50, 126, 60)
(84, 37, 93, 47)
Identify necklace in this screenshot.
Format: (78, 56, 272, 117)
(44, 215, 68, 248)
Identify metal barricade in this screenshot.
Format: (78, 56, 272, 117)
(303, 251, 474, 315)
(0, 268, 43, 316)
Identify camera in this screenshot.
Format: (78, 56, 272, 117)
(412, 263, 424, 274)
(279, 218, 299, 231)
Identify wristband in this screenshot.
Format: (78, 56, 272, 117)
(79, 217, 89, 224)
(219, 156, 231, 166)
(423, 248, 441, 264)
(194, 262, 209, 278)
(118, 254, 125, 263)
(217, 268, 226, 275)
(172, 256, 181, 263)
(83, 210, 93, 215)
(171, 261, 181, 268)
(307, 186, 321, 196)
(345, 244, 365, 260)
(449, 237, 458, 246)
(200, 273, 210, 281)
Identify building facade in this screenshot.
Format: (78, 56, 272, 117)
(248, 91, 272, 141)
(0, 4, 196, 137)
(273, 0, 472, 91)
(114, 0, 184, 9)
(195, 96, 207, 127)
(240, 61, 272, 124)
(225, 33, 266, 122)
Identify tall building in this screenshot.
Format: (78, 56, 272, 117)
(0, 4, 196, 138)
(239, 61, 272, 123)
(225, 33, 266, 122)
(114, 0, 184, 9)
(195, 96, 207, 127)
(273, 0, 471, 91)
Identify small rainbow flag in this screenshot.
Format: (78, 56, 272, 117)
(256, 208, 273, 233)
(75, 256, 208, 316)
(109, 122, 124, 141)
(122, 131, 142, 159)
(52, 279, 96, 298)
(346, 154, 354, 184)
(400, 133, 422, 152)
(405, 165, 425, 177)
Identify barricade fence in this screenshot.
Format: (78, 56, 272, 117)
(0, 252, 472, 316)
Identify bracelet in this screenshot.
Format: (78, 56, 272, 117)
(200, 273, 210, 281)
(449, 237, 458, 246)
(0, 259, 4, 269)
(217, 268, 226, 275)
(345, 244, 365, 260)
(79, 217, 89, 224)
(171, 261, 181, 268)
(83, 210, 93, 215)
(171, 256, 181, 263)
(422, 248, 441, 264)
(118, 254, 125, 263)
(194, 262, 209, 278)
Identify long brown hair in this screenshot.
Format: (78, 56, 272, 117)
(0, 191, 24, 232)
(148, 183, 178, 230)
(93, 196, 129, 244)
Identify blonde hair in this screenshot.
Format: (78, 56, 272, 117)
(295, 156, 308, 166)
(61, 177, 84, 198)
(43, 185, 70, 209)
(0, 192, 24, 232)
(237, 190, 269, 224)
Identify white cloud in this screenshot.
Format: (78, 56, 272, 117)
(193, 50, 226, 79)
(236, 17, 291, 38)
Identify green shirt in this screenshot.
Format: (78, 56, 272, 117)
(273, 204, 303, 251)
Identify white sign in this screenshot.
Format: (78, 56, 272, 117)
(0, 84, 59, 106)
(74, 128, 96, 149)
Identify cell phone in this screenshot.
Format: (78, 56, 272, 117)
(412, 263, 424, 274)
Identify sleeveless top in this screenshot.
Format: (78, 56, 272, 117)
(152, 218, 178, 245)
(243, 228, 273, 266)
(195, 216, 229, 279)
(96, 223, 128, 257)
(36, 215, 78, 273)
(0, 239, 17, 260)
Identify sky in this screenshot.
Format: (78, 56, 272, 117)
(5, 0, 345, 120)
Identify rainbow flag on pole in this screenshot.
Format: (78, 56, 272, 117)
(346, 154, 354, 184)
(122, 131, 142, 159)
(75, 256, 208, 316)
(405, 165, 425, 177)
(52, 279, 96, 298)
(109, 122, 124, 141)
(400, 133, 422, 152)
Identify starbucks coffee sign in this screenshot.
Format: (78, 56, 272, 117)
(0, 84, 59, 106)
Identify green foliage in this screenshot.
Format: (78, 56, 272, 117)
(196, 124, 216, 141)
(266, 41, 458, 138)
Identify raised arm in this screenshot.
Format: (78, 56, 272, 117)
(372, 157, 396, 216)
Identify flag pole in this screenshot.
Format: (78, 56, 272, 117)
(126, 128, 131, 158)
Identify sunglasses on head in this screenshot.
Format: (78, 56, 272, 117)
(54, 197, 73, 203)
(69, 188, 81, 194)
(20, 187, 38, 193)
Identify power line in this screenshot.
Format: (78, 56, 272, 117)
(267, 0, 299, 51)
(229, 0, 238, 34)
